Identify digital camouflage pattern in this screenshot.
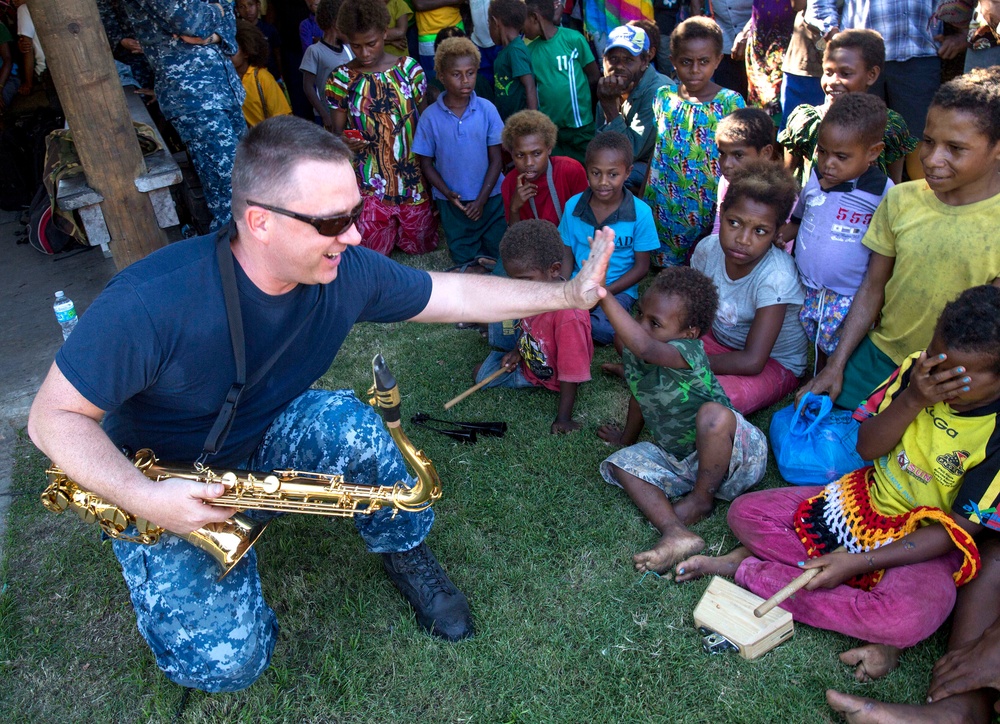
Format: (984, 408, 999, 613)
(113, 389, 432, 691)
(623, 339, 731, 457)
(121, 0, 247, 227)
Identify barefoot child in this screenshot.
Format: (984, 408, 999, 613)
(472, 220, 593, 434)
(597, 267, 768, 573)
(690, 162, 807, 414)
(677, 285, 1000, 683)
(414, 36, 506, 268)
(643, 17, 746, 268)
(784, 93, 892, 374)
(560, 131, 658, 345)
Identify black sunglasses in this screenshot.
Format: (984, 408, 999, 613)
(247, 198, 364, 237)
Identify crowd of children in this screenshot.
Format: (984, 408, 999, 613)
(8, 0, 1000, 717)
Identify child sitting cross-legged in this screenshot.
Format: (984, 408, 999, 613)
(676, 285, 1000, 683)
(784, 93, 893, 375)
(597, 267, 768, 574)
(560, 131, 658, 346)
(472, 220, 594, 434)
(691, 161, 807, 415)
(413, 36, 507, 271)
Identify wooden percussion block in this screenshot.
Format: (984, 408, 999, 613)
(693, 577, 794, 660)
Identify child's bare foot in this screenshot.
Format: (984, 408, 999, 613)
(825, 689, 977, 724)
(596, 424, 624, 445)
(633, 528, 705, 575)
(673, 492, 715, 527)
(600, 363, 625, 379)
(674, 546, 751, 582)
(839, 645, 901, 682)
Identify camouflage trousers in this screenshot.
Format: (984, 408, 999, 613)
(171, 106, 246, 231)
(112, 389, 434, 692)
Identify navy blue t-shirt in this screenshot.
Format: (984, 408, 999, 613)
(56, 235, 432, 467)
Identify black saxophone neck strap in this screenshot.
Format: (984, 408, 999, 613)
(199, 224, 322, 463)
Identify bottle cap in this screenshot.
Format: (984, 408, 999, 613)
(55, 291, 64, 297)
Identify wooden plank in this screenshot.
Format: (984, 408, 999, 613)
(693, 577, 795, 660)
(29, 0, 167, 270)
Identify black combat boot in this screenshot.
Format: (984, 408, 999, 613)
(381, 542, 474, 641)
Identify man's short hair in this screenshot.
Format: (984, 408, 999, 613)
(231, 116, 354, 219)
(499, 219, 564, 272)
(488, 0, 526, 31)
(820, 93, 888, 149)
(825, 29, 885, 72)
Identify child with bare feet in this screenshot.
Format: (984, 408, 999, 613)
(596, 266, 768, 574)
(676, 285, 1000, 692)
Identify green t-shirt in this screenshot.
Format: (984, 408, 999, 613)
(493, 36, 532, 121)
(623, 340, 731, 458)
(526, 27, 594, 130)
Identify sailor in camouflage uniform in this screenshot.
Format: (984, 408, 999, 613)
(122, 0, 247, 229)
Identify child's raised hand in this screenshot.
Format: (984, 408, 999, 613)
(596, 424, 625, 446)
(905, 351, 971, 408)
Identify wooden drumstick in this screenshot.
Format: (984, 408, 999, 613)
(444, 365, 512, 410)
(754, 568, 820, 617)
(754, 547, 845, 617)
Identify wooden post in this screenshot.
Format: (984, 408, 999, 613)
(28, 0, 167, 270)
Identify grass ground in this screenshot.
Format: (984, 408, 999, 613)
(0, 245, 948, 723)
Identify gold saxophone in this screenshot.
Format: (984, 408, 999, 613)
(41, 354, 441, 580)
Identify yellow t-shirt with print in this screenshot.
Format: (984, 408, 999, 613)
(862, 182, 1000, 364)
(858, 352, 1000, 517)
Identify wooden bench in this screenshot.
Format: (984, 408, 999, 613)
(55, 86, 182, 256)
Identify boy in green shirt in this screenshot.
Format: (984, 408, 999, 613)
(522, 0, 599, 164)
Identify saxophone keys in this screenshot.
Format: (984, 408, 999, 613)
(261, 475, 280, 494)
(221, 472, 238, 488)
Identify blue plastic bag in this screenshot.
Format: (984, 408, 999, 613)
(769, 392, 868, 485)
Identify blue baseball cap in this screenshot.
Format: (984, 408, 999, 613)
(605, 25, 649, 56)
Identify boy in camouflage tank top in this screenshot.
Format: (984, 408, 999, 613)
(597, 267, 768, 575)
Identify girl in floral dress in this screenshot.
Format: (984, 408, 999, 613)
(644, 17, 745, 268)
(327, 0, 437, 255)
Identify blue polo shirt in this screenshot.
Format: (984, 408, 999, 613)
(412, 91, 504, 202)
(559, 189, 659, 298)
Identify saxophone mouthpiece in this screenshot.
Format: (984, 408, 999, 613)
(371, 354, 402, 423)
(372, 353, 397, 392)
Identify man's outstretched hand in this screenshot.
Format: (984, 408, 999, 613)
(564, 226, 614, 310)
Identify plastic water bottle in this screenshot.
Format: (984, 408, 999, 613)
(53, 291, 78, 340)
